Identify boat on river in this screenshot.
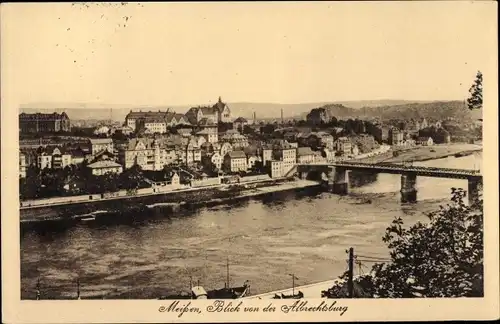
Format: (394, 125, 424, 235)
(454, 151, 472, 158)
(273, 291, 304, 299)
(206, 281, 250, 299)
(158, 286, 208, 300)
(158, 258, 250, 299)
(272, 273, 303, 299)
(158, 283, 250, 300)
(206, 258, 250, 299)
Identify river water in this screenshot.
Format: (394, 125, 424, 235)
(20, 152, 482, 299)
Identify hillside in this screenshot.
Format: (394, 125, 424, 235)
(306, 101, 482, 122)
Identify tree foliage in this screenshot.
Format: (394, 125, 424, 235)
(324, 188, 483, 298)
(467, 71, 483, 110)
(20, 161, 150, 199)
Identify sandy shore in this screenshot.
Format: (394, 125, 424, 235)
(355, 143, 483, 164)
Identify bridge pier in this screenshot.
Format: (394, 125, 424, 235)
(400, 172, 417, 203)
(468, 177, 482, 205)
(328, 167, 350, 195)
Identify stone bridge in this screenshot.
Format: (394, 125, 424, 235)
(297, 161, 483, 203)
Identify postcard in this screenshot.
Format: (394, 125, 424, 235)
(1, 1, 498, 323)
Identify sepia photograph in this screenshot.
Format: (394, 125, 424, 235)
(1, 1, 498, 323)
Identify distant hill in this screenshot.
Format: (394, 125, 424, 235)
(18, 99, 438, 122)
(304, 100, 482, 122)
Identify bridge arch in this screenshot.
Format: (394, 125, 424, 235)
(305, 169, 324, 181)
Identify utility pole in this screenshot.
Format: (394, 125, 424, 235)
(77, 277, 81, 300)
(347, 247, 354, 298)
(288, 273, 298, 296)
(226, 256, 230, 289)
(36, 277, 41, 300)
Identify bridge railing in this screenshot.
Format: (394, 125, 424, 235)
(298, 161, 481, 176)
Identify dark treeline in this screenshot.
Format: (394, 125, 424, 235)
(19, 164, 150, 200)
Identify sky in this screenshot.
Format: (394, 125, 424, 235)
(1, 2, 497, 109)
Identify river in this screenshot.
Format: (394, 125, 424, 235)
(20, 152, 482, 299)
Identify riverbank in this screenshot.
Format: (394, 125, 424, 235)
(354, 143, 482, 164)
(20, 179, 321, 225)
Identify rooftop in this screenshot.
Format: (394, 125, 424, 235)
(87, 160, 122, 169)
(227, 150, 247, 159)
(89, 138, 113, 144)
(297, 147, 315, 156)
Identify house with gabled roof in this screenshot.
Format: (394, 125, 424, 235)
(223, 150, 247, 173)
(184, 96, 232, 125)
(88, 138, 114, 156)
(87, 160, 123, 176)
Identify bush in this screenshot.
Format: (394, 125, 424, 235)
(324, 188, 483, 298)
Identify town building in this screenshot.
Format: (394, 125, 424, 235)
(166, 113, 189, 127)
(204, 152, 223, 171)
(182, 140, 202, 165)
(19, 152, 27, 178)
(89, 138, 114, 156)
(261, 147, 273, 166)
(219, 142, 233, 158)
(69, 148, 86, 165)
(334, 137, 352, 156)
(196, 127, 218, 144)
(220, 130, 249, 149)
(136, 116, 168, 134)
(87, 160, 123, 176)
(272, 145, 297, 174)
(89, 149, 116, 163)
(269, 160, 285, 178)
(314, 132, 334, 150)
(321, 148, 335, 162)
(283, 130, 301, 143)
(296, 147, 315, 164)
(313, 151, 327, 163)
(389, 128, 405, 146)
(184, 96, 232, 124)
(200, 143, 225, 174)
(125, 110, 184, 131)
(367, 124, 389, 143)
(233, 117, 249, 132)
(125, 110, 166, 131)
(36, 147, 72, 169)
(417, 137, 434, 146)
(119, 138, 177, 171)
(21, 149, 38, 168)
(223, 151, 248, 173)
(267, 139, 298, 149)
(111, 126, 134, 136)
(247, 155, 260, 170)
(93, 125, 111, 136)
(19, 112, 71, 133)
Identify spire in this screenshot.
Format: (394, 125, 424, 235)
(218, 96, 222, 103)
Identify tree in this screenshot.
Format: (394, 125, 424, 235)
(324, 188, 483, 298)
(467, 71, 483, 110)
(119, 164, 145, 190)
(260, 124, 276, 135)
